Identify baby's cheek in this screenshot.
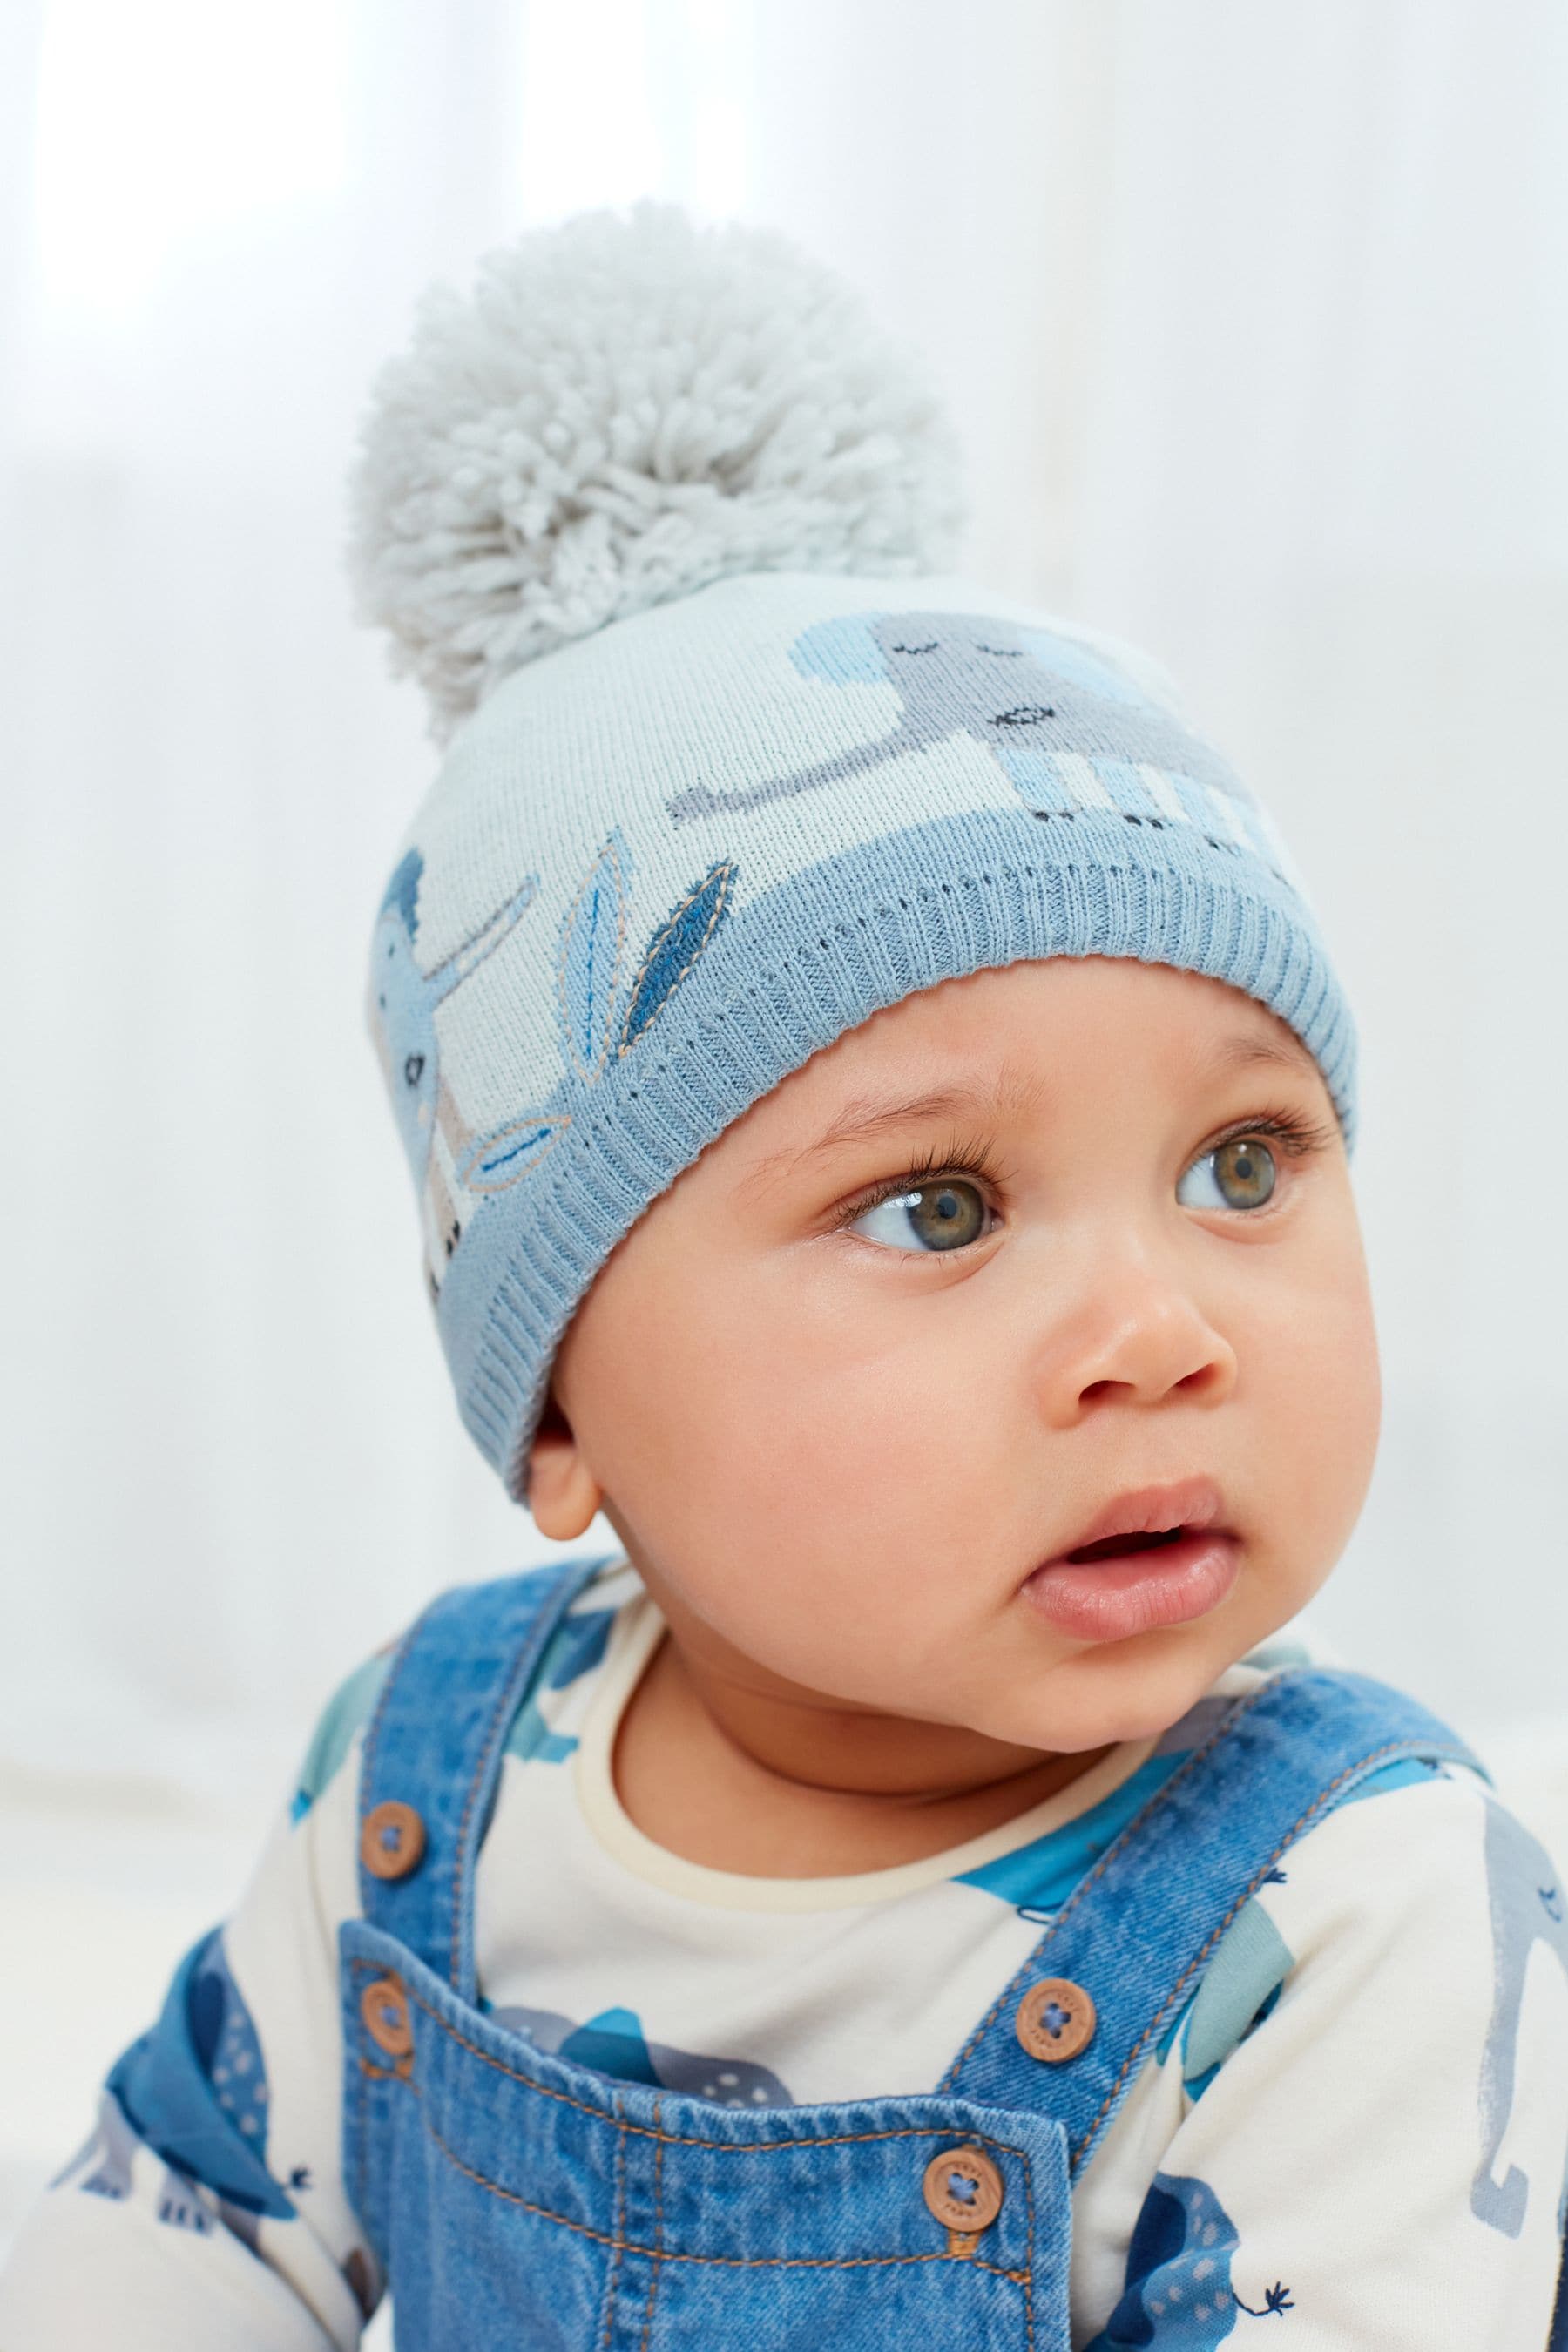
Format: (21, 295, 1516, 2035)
(667, 1350, 982, 1677)
(1251, 1262, 1382, 1578)
(700, 1276, 951, 1486)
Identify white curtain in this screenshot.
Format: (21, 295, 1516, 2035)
(5, 0, 1566, 1821)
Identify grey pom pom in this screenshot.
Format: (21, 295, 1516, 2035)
(347, 202, 964, 741)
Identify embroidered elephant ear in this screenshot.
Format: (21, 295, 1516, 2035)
(787, 612, 891, 686)
(619, 860, 737, 1056)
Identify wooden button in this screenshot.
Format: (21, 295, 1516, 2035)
(1016, 1977, 1097, 2063)
(361, 1975, 414, 2058)
(922, 2145, 1004, 2234)
(361, 1801, 427, 1882)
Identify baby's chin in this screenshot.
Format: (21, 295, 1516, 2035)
(940, 1620, 1259, 1760)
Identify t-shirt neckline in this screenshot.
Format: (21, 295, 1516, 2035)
(571, 1581, 1166, 1914)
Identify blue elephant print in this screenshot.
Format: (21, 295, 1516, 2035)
(1085, 2171, 1250, 2349)
(666, 611, 1253, 838)
(59, 2074, 377, 2320)
(62, 1928, 295, 2254)
(1472, 1796, 1568, 2239)
(503, 1604, 618, 1767)
(484, 1998, 794, 2108)
(53, 2085, 235, 2238)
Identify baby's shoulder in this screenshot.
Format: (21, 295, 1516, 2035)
(289, 1646, 394, 1824)
(1157, 1649, 1560, 2097)
(1217, 1633, 1544, 1942)
(287, 1551, 639, 1825)
(1266, 1728, 1559, 1967)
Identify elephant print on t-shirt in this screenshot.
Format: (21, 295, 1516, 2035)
(484, 1998, 794, 2110)
(1471, 1796, 1568, 2239)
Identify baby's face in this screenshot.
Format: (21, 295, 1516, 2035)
(538, 956, 1379, 1754)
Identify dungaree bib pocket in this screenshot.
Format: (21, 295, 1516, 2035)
(344, 1916, 1072, 2349)
(341, 1558, 1484, 2350)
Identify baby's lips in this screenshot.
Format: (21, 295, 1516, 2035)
(1049, 1473, 1226, 1566)
(1021, 1524, 1242, 1641)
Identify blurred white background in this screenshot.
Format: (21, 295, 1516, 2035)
(3, 0, 1566, 2288)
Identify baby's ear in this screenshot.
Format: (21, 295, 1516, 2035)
(524, 1386, 604, 1539)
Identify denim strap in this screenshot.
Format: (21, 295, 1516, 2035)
(936, 1666, 1488, 2172)
(356, 1553, 614, 1998)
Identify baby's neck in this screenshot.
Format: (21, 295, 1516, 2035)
(611, 1626, 1118, 1879)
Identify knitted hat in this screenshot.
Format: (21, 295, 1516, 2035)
(349, 204, 1355, 1507)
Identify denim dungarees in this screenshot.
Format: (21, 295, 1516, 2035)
(341, 1557, 1480, 2350)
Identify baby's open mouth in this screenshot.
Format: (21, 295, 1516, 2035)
(1021, 1477, 1240, 1642)
(1064, 1525, 1188, 1565)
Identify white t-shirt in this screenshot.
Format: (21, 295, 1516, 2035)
(3, 1552, 1568, 2350)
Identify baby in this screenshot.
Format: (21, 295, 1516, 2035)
(5, 204, 1568, 2351)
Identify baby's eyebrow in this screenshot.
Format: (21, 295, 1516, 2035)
(736, 1069, 1044, 1200)
(735, 1029, 1318, 1200)
(1206, 1030, 1320, 1083)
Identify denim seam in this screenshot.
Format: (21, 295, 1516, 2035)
(1018, 2127, 1037, 2352)
(352, 1993, 1038, 2288)
(599, 2092, 627, 2349)
(377, 1964, 1042, 2155)
(640, 2093, 665, 2349)
(357, 1598, 439, 1909)
(933, 1673, 1286, 2094)
(354, 2021, 367, 2255)
(352, 2020, 383, 2291)
(449, 1644, 519, 1990)
(409, 2091, 1031, 2281)
(448, 1564, 597, 1989)
(1070, 1733, 1423, 2169)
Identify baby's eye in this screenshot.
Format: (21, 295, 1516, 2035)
(1177, 1135, 1278, 1213)
(845, 1177, 990, 1254)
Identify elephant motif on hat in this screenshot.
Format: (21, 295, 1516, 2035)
(434, 834, 737, 1269)
(666, 610, 1250, 833)
(369, 848, 556, 1294)
(375, 832, 740, 1303)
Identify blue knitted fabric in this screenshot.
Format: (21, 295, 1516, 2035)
(367, 567, 1355, 1504)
